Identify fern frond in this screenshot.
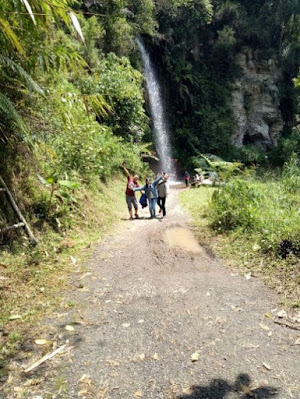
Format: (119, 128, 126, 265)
(0, 92, 29, 136)
(0, 56, 44, 96)
(82, 94, 111, 118)
(138, 142, 153, 155)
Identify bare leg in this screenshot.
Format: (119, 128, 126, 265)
(134, 198, 139, 218)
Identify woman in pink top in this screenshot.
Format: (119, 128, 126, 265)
(121, 162, 140, 219)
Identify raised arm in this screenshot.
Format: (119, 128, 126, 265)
(121, 162, 130, 178)
(153, 176, 162, 187)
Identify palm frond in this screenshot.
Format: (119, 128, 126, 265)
(0, 18, 25, 56)
(69, 12, 85, 43)
(20, 0, 36, 25)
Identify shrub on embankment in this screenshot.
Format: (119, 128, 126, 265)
(209, 155, 300, 260)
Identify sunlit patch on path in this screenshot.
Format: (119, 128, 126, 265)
(163, 227, 203, 254)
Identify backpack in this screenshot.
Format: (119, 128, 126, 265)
(139, 193, 148, 208)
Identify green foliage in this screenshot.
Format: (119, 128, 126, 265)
(0, 1, 152, 239)
(152, 0, 299, 167)
(231, 145, 267, 165)
(208, 156, 300, 258)
(0, 92, 29, 139)
(269, 129, 300, 166)
(95, 53, 149, 140)
(107, 17, 135, 56)
(215, 26, 237, 51)
(32, 73, 148, 182)
(281, 152, 300, 195)
(128, 0, 157, 35)
(0, 56, 44, 96)
(210, 179, 263, 232)
(37, 173, 81, 219)
(76, 16, 105, 69)
(84, 0, 157, 56)
(201, 154, 242, 172)
(0, 0, 87, 146)
(191, 154, 243, 181)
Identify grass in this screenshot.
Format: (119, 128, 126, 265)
(0, 176, 126, 390)
(180, 183, 300, 308)
(180, 186, 215, 233)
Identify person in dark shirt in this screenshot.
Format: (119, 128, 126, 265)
(184, 171, 190, 187)
(121, 162, 140, 219)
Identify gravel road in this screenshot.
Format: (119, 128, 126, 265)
(57, 187, 300, 398)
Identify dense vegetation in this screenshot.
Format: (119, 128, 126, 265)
(0, 0, 156, 237)
(210, 155, 300, 258)
(150, 0, 300, 167)
(0, 0, 299, 242)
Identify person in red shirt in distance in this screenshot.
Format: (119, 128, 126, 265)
(121, 162, 140, 219)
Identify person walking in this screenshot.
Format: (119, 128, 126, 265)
(121, 162, 140, 220)
(157, 174, 169, 217)
(184, 171, 190, 187)
(134, 175, 162, 218)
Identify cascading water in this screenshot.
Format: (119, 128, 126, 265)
(136, 37, 174, 175)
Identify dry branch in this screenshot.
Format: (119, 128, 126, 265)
(274, 319, 300, 331)
(0, 176, 37, 244)
(25, 344, 67, 373)
(0, 222, 25, 233)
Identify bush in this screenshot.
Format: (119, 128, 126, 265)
(231, 145, 267, 165)
(269, 129, 300, 166)
(95, 53, 149, 141)
(208, 155, 300, 258)
(31, 65, 149, 183)
(209, 179, 263, 232)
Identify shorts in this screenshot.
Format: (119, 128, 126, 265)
(126, 195, 138, 211)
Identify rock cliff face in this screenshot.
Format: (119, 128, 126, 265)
(232, 48, 283, 149)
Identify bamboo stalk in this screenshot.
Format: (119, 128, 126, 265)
(0, 176, 37, 245)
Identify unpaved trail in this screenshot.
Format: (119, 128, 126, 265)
(57, 188, 299, 398)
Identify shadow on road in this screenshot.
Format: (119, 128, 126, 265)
(120, 217, 148, 221)
(177, 373, 278, 399)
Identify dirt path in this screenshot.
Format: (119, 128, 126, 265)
(54, 188, 299, 398)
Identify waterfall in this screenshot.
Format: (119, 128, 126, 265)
(136, 37, 173, 175)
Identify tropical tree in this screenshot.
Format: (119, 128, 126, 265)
(0, 0, 85, 142)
